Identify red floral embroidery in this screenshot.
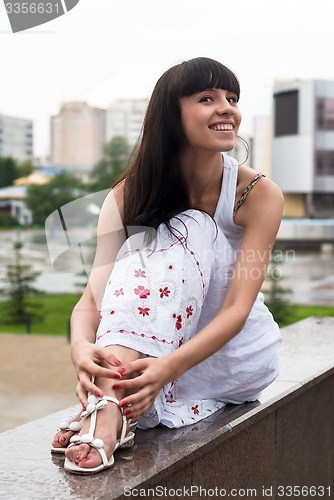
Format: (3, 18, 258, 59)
(159, 286, 170, 298)
(164, 390, 176, 403)
(168, 264, 173, 270)
(138, 307, 150, 317)
(192, 405, 199, 415)
(172, 313, 182, 330)
(134, 285, 150, 299)
(114, 288, 124, 297)
(186, 305, 193, 318)
(134, 269, 146, 278)
(110, 310, 115, 315)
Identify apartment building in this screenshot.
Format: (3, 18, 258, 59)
(105, 99, 148, 146)
(0, 113, 33, 162)
(271, 80, 334, 218)
(50, 101, 106, 181)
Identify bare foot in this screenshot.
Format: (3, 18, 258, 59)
(65, 398, 123, 470)
(51, 410, 83, 451)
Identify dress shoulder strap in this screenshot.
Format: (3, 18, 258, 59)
(233, 173, 265, 216)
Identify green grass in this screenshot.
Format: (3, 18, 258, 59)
(0, 294, 333, 335)
(277, 304, 334, 328)
(0, 294, 80, 335)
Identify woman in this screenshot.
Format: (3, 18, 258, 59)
(52, 57, 284, 474)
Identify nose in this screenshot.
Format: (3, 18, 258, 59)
(216, 100, 234, 116)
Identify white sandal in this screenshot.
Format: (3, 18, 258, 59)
(51, 401, 136, 454)
(51, 414, 81, 454)
(63, 395, 135, 474)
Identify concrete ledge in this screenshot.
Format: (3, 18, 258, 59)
(0, 317, 333, 499)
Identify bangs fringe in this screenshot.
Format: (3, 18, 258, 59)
(177, 57, 240, 99)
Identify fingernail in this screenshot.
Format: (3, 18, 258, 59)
(114, 373, 121, 379)
(119, 367, 126, 374)
(124, 409, 132, 416)
(113, 359, 122, 366)
(60, 437, 66, 443)
(113, 384, 120, 390)
(96, 392, 103, 398)
(120, 401, 127, 407)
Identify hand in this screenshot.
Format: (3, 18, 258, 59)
(71, 341, 123, 407)
(112, 357, 172, 421)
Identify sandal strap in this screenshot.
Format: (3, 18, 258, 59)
(70, 394, 128, 450)
(102, 396, 128, 446)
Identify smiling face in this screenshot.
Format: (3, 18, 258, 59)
(179, 88, 242, 153)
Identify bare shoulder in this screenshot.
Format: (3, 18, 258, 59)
(235, 165, 284, 226)
(98, 181, 125, 234)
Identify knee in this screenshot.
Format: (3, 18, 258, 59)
(171, 209, 217, 243)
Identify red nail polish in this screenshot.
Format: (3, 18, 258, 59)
(124, 409, 131, 416)
(120, 401, 127, 408)
(114, 359, 122, 366)
(119, 367, 126, 374)
(113, 384, 120, 390)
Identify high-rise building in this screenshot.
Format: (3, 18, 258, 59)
(271, 80, 334, 218)
(0, 114, 33, 162)
(106, 99, 148, 146)
(50, 101, 106, 181)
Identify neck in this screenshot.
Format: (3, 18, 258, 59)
(180, 150, 224, 198)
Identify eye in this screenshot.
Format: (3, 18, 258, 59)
(227, 95, 238, 104)
(199, 95, 214, 103)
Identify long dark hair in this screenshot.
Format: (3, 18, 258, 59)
(115, 57, 240, 230)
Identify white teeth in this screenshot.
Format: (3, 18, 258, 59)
(210, 124, 233, 131)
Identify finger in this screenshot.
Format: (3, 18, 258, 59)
(76, 382, 88, 408)
(78, 361, 123, 380)
(122, 394, 153, 420)
(112, 375, 145, 392)
(119, 382, 157, 409)
(117, 358, 150, 377)
(77, 372, 104, 402)
(93, 347, 123, 367)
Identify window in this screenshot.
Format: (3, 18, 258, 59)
(274, 90, 299, 136)
(316, 99, 334, 130)
(315, 150, 334, 175)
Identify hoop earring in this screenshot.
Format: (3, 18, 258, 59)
(229, 135, 250, 165)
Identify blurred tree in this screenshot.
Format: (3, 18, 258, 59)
(263, 243, 293, 326)
(0, 156, 19, 188)
(89, 136, 131, 191)
(0, 236, 42, 324)
(25, 171, 84, 225)
(17, 160, 35, 178)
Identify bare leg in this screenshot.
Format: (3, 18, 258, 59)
(64, 344, 139, 469)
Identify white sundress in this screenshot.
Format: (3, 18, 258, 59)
(95, 154, 282, 429)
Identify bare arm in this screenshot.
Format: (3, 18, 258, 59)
(69, 184, 127, 399)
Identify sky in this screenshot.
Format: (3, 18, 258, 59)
(1, 0, 334, 158)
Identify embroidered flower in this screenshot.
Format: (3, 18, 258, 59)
(192, 405, 199, 415)
(165, 390, 176, 403)
(172, 313, 182, 331)
(159, 286, 170, 298)
(134, 285, 150, 299)
(186, 305, 193, 318)
(114, 288, 124, 297)
(134, 269, 146, 278)
(138, 306, 150, 317)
